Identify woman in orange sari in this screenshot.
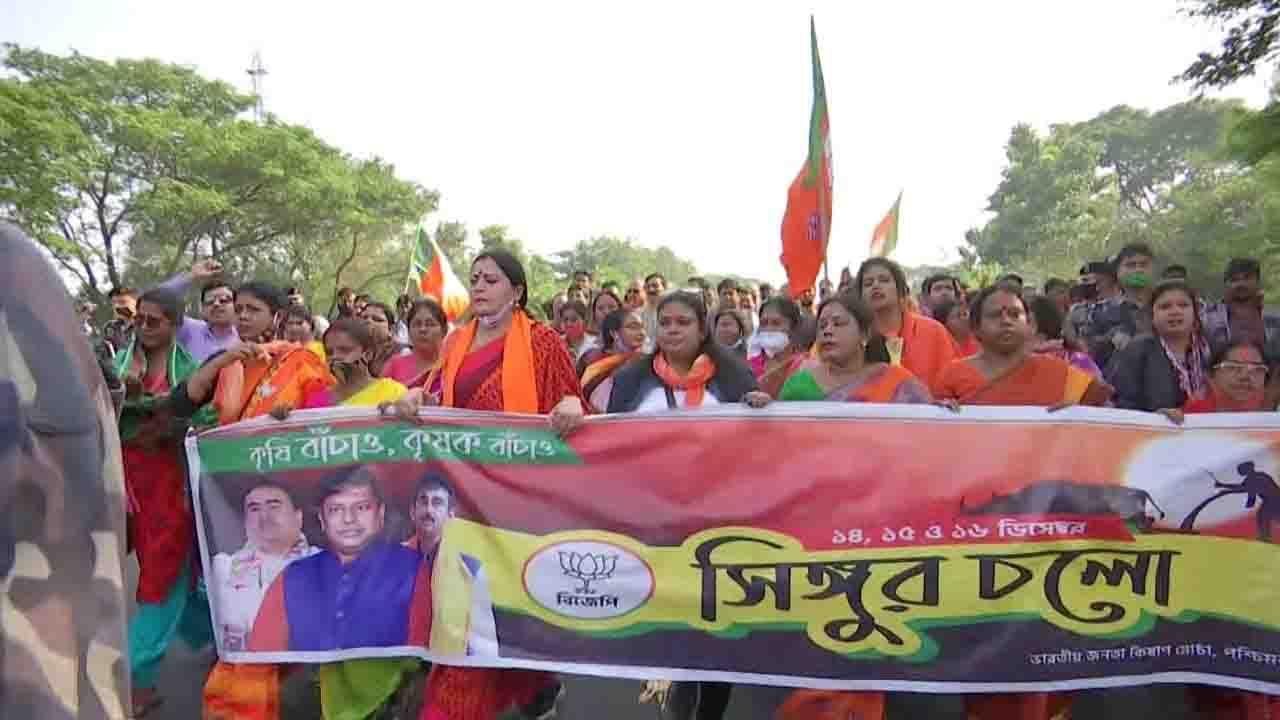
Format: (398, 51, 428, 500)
(779, 293, 931, 404)
(934, 283, 1110, 720)
(174, 281, 335, 720)
(936, 284, 1112, 409)
(179, 281, 333, 426)
(855, 257, 956, 391)
(414, 249, 586, 720)
(578, 307, 647, 412)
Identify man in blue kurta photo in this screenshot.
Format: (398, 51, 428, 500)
(248, 466, 430, 651)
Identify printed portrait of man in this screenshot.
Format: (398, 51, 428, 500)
(405, 471, 498, 656)
(248, 466, 430, 651)
(210, 480, 317, 650)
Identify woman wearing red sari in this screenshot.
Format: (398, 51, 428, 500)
(115, 288, 215, 717)
(418, 249, 585, 720)
(1157, 341, 1270, 423)
(382, 298, 448, 391)
(1153, 341, 1277, 718)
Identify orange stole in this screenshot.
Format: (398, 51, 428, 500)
(213, 342, 334, 424)
(936, 354, 1094, 406)
(843, 364, 917, 403)
(580, 352, 631, 408)
(440, 310, 539, 414)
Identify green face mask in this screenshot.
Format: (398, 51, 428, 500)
(1121, 271, 1150, 290)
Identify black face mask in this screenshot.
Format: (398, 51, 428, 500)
(328, 357, 366, 384)
(1078, 284, 1098, 301)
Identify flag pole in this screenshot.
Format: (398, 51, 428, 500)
(819, 167, 830, 286)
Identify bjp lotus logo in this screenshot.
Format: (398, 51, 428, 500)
(525, 540, 654, 620)
(559, 550, 617, 594)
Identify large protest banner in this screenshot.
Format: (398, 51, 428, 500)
(187, 404, 1280, 694)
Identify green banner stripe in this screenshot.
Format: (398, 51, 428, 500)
(198, 422, 580, 473)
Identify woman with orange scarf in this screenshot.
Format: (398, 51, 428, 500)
(607, 291, 767, 413)
(934, 283, 1111, 720)
(170, 281, 335, 720)
(413, 249, 586, 720)
(578, 307, 647, 412)
(605, 291, 767, 720)
(855, 257, 957, 392)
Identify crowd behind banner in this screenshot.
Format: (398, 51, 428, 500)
(52, 234, 1280, 720)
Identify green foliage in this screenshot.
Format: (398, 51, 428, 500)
(0, 45, 434, 309)
(962, 98, 1280, 296)
(1179, 0, 1280, 90)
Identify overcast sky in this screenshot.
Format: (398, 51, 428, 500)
(5, 1, 1269, 282)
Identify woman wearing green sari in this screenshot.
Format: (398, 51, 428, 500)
(115, 288, 215, 717)
(779, 293, 932, 404)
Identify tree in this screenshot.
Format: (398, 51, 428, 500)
(549, 235, 699, 290)
(964, 98, 1272, 295)
(433, 220, 473, 275)
(0, 45, 434, 306)
(1179, 1, 1280, 90)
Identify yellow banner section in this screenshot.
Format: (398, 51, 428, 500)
(431, 520, 1280, 661)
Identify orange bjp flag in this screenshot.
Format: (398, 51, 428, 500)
(780, 17, 832, 299)
(410, 225, 470, 322)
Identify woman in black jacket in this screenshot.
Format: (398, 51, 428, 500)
(607, 291, 766, 720)
(1106, 280, 1211, 411)
(607, 291, 768, 412)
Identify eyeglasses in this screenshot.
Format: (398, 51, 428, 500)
(1215, 361, 1268, 379)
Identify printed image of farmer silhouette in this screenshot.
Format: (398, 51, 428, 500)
(1181, 462, 1280, 542)
(1118, 432, 1280, 540)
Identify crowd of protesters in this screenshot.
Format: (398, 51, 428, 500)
(59, 237, 1280, 720)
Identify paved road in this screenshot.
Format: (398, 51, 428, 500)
(135, 558, 1199, 719)
(147, 643, 1200, 719)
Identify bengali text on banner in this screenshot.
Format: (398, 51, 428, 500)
(186, 404, 1280, 693)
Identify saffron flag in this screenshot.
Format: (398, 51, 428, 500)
(409, 225, 469, 321)
(870, 192, 902, 258)
(779, 17, 832, 299)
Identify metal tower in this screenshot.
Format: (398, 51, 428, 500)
(247, 51, 267, 123)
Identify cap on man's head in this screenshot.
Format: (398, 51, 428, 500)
(1084, 260, 1116, 279)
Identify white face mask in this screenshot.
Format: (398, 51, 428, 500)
(752, 331, 791, 358)
(478, 299, 515, 329)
